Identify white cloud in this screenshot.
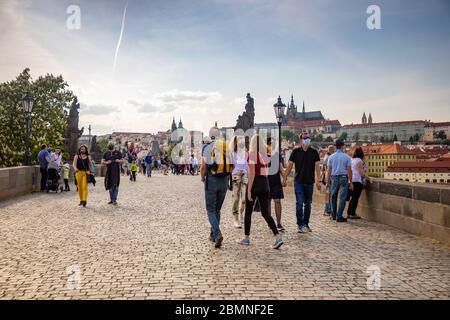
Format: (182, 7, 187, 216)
(154, 90, 222, 104)
(80, 103, 119, 115)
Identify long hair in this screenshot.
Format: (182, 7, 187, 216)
(249, 134, 267, 154)
(229, 135, 246, 153)
(77, 144, 89, 156)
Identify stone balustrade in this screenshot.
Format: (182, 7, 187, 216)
(310, 178, 450, 245)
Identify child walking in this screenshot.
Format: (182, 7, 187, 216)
(130, 160, 138, 182)
(63, 162, 70, 191)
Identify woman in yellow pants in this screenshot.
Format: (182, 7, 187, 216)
(72, 145, 92, 207)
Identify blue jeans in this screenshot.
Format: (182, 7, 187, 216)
(109, 186, 119, 202)
(294, 181, 314, 228)
(205, 175, 228, 240)
(330, 175, 349, 219)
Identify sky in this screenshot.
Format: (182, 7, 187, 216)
(1, 0, 449, 135)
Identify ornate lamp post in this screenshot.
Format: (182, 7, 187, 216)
(273, 96, 286, 154)
(22, 93, 34, 166)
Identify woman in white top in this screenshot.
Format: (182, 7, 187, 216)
(347, 147, 372, 219)
(229, 135, 248, 228)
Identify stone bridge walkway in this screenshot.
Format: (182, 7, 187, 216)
(0, 173, 449, 299)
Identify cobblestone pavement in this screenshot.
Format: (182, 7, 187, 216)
(0, 173, 449, 300)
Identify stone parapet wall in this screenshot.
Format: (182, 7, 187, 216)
(309, 178, 450, 245)
(0, 165, 107, 201)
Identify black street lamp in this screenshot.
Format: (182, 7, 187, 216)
(22, 92, 34, 166)
(273, 96, 286, 154)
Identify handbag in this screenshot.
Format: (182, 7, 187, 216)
(80, 156, 96, 185)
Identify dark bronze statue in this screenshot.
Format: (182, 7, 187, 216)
(64, 97, 84, 160)
(234, 93, 255, 132)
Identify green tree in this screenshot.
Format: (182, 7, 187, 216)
(414, 133, 420, 142)
(314, 134, 323, 142)
(363, 135, 368, 142)
(380, 136, 385, 143)
(0, 68, 75, 167)
(353, 132, 360, 142)
(434, 130, 447, 141)
(325, 136, 333, 142)
(281, 130, 299, 143)
(97, 138, 109, 154)
(393, 134, 398, 142)
(339, 132, 348, 141)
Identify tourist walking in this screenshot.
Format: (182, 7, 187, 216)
(347, 147, 372, 219)
(238, 134, 283, 249)
(72, 145, 93, 207)
(145, 152, 153, 177)
(326, 139, 353, 223)
(130, 160, 138, 181)
(230, 135, 248, 229)
(322, 145, 336, 216)
(201, 128, 232, 249)
(37, 144, 51, 191)
(267, 137, 286, 232)
(282, 132, 321, 233)
(102, 143, 124, 205)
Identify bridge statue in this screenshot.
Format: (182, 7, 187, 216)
(234, 93, 255, 132)
(64, 97, 84, 160)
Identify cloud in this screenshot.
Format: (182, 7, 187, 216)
(154, 90, 222, 104)
(80, 103, 119, 115)
(128, 100, 177, 114)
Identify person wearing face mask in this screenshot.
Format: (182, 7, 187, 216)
(282, 132, 321, 233)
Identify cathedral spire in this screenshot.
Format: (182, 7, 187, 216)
(178, 118, 184, 129)
(362, 112, 367, 124)
(368, 113, 373, 124)
(171, 117, 177, 132)
(302, 101, 305, 114)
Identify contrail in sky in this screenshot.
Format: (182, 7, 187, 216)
(113, 0, 130, 76)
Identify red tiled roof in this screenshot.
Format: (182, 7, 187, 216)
(425, 122, 450, 128)
(342, 120, 428, 128)
(288, 119, 341, 128)
(355, 144, 415, 155)
(385, 161, 450, 173)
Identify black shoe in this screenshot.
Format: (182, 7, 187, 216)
(215, 235, 223, 248)
(330, 216, 336, 221)
(82, 201, 87, 207)
(348, 215, 361, 220)
(113, 201, 118, 205)
(79, 201, 83, 206)
(108, 201, 113, 204)
(209, 235, 214, 242)
(336, 217, 348, 223)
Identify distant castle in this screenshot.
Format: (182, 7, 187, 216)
(285, 95, 325, 123)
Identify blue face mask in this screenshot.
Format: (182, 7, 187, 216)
(303, 138, 311, 145)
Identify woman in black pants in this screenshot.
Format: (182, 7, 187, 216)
(238, 134, 284, 249)
(347, 147, 372, 219)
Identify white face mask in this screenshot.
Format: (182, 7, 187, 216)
(303, 138, 311, 146)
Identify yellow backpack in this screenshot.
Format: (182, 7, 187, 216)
(207, 140, 232, 176)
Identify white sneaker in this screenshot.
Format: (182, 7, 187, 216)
(233, 220, 242, 229)
(297, 226, 308, 233)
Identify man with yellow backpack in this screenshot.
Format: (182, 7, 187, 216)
(201, 127, 233, 249)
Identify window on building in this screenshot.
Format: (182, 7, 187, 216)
(433, 179, 437, 183)
(425, 179, 430, 183)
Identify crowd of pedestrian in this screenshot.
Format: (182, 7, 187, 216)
(201, 127, 372, 250)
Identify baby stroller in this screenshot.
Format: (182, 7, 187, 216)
(47, 167, 63, 193)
